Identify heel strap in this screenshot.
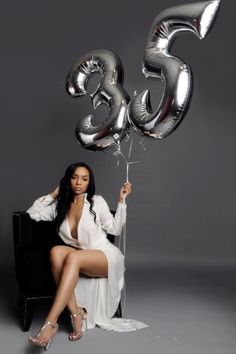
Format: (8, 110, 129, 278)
(42, 321, 59, 330)
(71, 307, 87, 319)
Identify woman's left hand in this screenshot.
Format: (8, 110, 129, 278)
(119, 182, 132, 203)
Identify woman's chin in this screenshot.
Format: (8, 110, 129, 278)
(74, 190, 85, 195)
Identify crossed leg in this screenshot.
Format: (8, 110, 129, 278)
(50, 245, 85, 316)
(31, 245, 108, 343)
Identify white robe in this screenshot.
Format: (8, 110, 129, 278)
(27, 194, 148, 331)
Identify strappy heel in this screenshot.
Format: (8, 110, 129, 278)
(28, 321, 59, 350)
(69, 307, 87, 341)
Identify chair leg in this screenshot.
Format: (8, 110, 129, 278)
(18, 293, 33, 331)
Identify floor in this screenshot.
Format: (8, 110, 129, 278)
(1, 263, 236, 354)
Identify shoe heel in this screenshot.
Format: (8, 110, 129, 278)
(82, 317, 87, 333)
(45, 338, 52, 351)
(82, 308, 87, 332)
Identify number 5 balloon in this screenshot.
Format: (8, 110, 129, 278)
(66, 50, 130, 151)
(128, 0, 220, 139)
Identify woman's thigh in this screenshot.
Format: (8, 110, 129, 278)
(69, 249, 108, 278)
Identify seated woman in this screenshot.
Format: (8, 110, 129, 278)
(27, 162, 147, 350)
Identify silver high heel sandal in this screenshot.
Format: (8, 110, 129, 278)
(28, 321, 59, 351)
(69, 307, 87, 341)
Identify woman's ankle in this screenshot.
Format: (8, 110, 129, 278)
(44, 317, 58, 326)
(69, 305, 80, 315)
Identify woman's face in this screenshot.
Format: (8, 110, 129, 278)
(70, 167, 90, 195)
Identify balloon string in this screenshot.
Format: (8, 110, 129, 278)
(126, 164, 129, 183)
(113, 138, 142, 183)
(128, 136, 133, 160)
(119, 202, 128, 315)
(112, 136, 146, 316)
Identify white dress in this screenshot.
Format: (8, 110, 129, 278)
(27, 193, 148, 332)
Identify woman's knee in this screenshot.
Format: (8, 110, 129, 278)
(64, 250, 81, 267)
(49, 246, 67, 265)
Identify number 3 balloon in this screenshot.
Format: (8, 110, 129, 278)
(128, 0, 220, 139)
(66, 0, 220, 150)
(66, 50, 130, 151)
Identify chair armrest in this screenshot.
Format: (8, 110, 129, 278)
(13, 211, 33, 249)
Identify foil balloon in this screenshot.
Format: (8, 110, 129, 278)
(128, 0, 220, 139)
(66, 49, 130, 150)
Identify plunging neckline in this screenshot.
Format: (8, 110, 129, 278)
(66, 199, 85, 239)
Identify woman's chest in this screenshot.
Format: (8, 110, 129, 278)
(67, 203, 84, 238)
(59, 202, 106, 248)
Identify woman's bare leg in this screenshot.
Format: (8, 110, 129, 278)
(32, 249, 108, 343)
(49, 246, 80, 315)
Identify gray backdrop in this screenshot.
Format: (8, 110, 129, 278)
(1, 0, 235, 270)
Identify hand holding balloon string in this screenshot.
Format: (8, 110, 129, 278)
(119, 181, 132, 203)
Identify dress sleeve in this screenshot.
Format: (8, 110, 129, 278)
(98, 196, 127, 236)
(26, 194, 57, 222)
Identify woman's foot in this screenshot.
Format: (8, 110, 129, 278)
(69, 307, 87, 341)
(28, 321, 59, 350)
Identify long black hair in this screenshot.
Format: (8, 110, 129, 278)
(55, 162, 96, 232)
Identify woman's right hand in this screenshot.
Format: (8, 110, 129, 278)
(50, 186, 59, 199)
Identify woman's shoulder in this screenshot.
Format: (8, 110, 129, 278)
(92, 194, 107, 206)
(92, 194, 104, 202)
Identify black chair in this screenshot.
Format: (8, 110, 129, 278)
(13, 211, 122, 331)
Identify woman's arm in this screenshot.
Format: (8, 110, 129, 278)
(99, 182, 132, 236)
(27, 187, 59, 222)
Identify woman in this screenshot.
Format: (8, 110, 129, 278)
(27, 162, 147, 350)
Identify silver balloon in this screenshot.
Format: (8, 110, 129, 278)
(66, 49, 130, 150)
(128, 0, 220, 139)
